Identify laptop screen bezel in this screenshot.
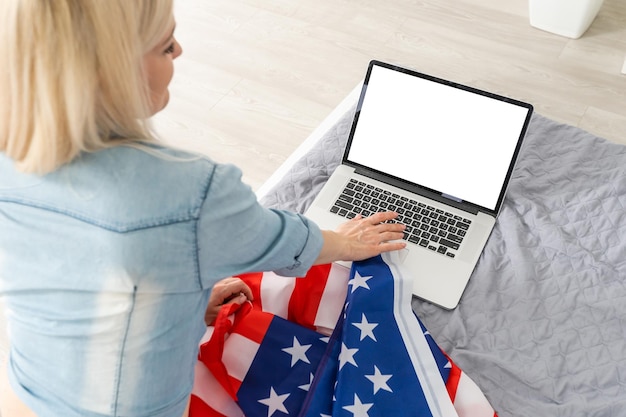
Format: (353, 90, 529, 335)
(341, 60, 534, 217)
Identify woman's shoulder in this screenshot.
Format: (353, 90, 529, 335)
(0, 144, 242, 232)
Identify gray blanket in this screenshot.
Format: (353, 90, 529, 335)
(260, 108, 626, 417)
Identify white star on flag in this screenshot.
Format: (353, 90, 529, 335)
(352, 313, 378, 341)
(258, 387, 290, 417)
(365, 365, 393, 394)
(349, 271, 373, 293)
(338, 342, 358, 370)
(299, 373, 315, 391)
(343, 394, 373, 417)
(282, 336, 312, 366)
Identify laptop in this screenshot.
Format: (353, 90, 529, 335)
(305, 60, 533, 309)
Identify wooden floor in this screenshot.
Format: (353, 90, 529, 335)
(153, 0, 626, 191)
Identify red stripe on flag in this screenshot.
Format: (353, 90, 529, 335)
(232, 309, 273, 344)
(228, 375, 242, 394)
(287, 263, 333, 330)
(445, 355, 463, 402)
(189, 394, 229, 417)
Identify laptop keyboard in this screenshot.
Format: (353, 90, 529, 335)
(329, 179, 471, 259)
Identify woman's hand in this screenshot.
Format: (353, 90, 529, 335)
(204, 277, 254, 326)
(315, 211, 406, 264)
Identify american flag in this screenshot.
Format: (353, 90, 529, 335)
(190, 254, 496, 417)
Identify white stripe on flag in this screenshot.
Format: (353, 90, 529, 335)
(383, 252, 459, 417)
(314, 263, 350, 333)
(199, 326, 215, 345)
(192, 361, 244, 417)
(260, 273, 296, 318)
(454, 373, 495, 417)
(223, 333, 260, 383)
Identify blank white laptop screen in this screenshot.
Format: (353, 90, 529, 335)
(346, 65, 530, 211)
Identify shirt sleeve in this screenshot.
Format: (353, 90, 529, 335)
(196, 163, 324, 288)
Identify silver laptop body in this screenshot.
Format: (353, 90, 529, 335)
(305, 60, 533, 309)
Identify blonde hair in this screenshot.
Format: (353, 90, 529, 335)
(0, 0, 174, 174)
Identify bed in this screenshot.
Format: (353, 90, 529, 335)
(258, 100, 626, 417)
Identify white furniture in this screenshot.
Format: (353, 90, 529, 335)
(529, 0, 605, 39)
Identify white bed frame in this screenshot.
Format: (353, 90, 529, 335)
(256, 83, 361, 200)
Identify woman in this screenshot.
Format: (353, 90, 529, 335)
(0, 1, 406, 416)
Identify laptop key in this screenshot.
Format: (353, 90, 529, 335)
(439, 238, 460, 251)
(457, 222, 469, 231)
(447, 233, 463, 244)
(335, 200, 354, 211)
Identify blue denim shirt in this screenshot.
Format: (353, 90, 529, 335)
(0, 145, 323, 417)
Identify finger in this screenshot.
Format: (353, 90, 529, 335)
(367, 211, 398, 224)
(223, 293, 248, 306)
(217, 278, 254, 301)
(378, 241, 407, 252)
(214, 289, 241, 305)
(379, 221, 406, 231)
(237, 282, 254, 301)
(378, 231, 406, 242)
(367, 222, 405, 234)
